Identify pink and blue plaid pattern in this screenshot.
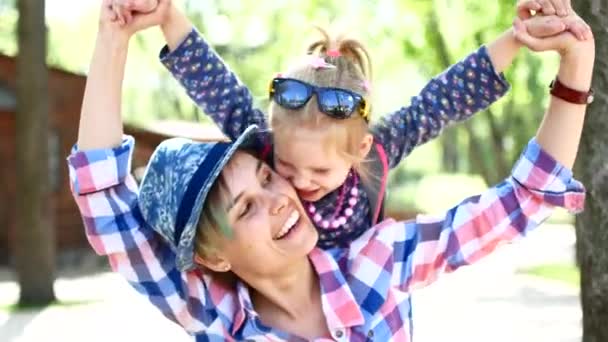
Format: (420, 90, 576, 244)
(68, 138, 584, 341)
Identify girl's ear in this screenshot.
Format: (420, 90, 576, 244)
(194, 253, 231, 273)
(359, 133, 374, 158)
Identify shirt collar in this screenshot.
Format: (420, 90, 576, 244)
(219, 248, 366, 336)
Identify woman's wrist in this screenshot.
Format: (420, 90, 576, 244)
(96, 25, 131, 51)
(558, 40, 595, 91)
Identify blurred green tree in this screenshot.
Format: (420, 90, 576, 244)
(0, 0, 561, 204)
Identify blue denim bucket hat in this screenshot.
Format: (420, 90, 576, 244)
(138, 125, 259, 271)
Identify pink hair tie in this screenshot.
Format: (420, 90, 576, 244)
(326, 49, 341, 57)
(305, 55, 336, 70)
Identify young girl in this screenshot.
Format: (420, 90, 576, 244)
(115, 0, 579, 248)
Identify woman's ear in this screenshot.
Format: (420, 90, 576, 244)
(194, 253, 231, 272)
(359, 133, 374, 158)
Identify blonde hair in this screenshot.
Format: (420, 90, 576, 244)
(270, 26, 374, 177)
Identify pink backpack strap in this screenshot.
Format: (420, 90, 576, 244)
(260, 143, 273, 162)
(359, 142, 389, 225)
(372, 143, 389, 224)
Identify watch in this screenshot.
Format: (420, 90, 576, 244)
(549, 78, 594, 105)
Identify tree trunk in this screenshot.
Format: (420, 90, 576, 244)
(15, 0, 55, 306)
(573, 1, 608, 341)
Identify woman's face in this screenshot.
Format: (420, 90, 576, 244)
(213, 151, 318, 278)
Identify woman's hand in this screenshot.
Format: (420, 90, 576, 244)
(513, 14, 594, 58)
(517, 0, 572, 18)
(99, 0, 170, 41)
(518, 10, 594, 170)
(517, 0, 592, 41)
(112, 0, 158, 26)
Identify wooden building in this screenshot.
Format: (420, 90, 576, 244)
(0, 54, 223, 263)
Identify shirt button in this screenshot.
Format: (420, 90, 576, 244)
(334, 329, 344, 338)
(367, 330, 374, 338)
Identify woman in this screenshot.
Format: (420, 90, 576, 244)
(69, 1, 594, 340)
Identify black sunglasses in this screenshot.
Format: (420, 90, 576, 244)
(268, 77, 370, 122)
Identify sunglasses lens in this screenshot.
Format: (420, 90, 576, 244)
(318, 90, 357, 119)
(274, 80, 310, 109)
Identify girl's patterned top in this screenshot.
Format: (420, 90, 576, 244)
(159, 29, 511, 248)
(68, 137, 585, 341)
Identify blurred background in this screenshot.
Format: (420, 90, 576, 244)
(1, 0, 606, 341)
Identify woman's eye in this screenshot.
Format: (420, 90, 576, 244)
(262, 170, 272, 185)
(314, 168, 330, 175)
(239, 202, 251, 218)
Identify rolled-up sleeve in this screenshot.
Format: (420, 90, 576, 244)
(67, 137, 220, 334)
(392, 138, 585, 291)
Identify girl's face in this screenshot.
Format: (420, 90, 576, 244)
(210, 152, 318, 278)
(273, 129, 356, 202)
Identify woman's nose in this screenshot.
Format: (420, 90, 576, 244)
(270, 193, 289, 216)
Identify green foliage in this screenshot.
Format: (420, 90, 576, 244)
(387, 172, 487, 214)
(0, 1, 17, 55)
(0, 0, 561, 200)
(520, 263, 580, 287)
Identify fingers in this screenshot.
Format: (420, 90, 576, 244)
(127, 0, 171, 32)
(537, 0, 556, 15)
(513, 17, 534, 47)
(113, 5, 125, 25)
(132, 0, 158, 13)
(517, 0, 541, 19)
(549, 0, 568, 16)
(100, 0, 118, 22)
(123, 8, 133, 24)
(514, 17, 578, 53)
(564, 16, 593, 41)
(562, 0, 573, 13)
(114, 0, 132, 7)
(525, 16, 566, 38)
(115, 0, 157, 13)
(513, 17, 552, 52)
(111, 1, 138, 26)
(517, 0, 573, 20)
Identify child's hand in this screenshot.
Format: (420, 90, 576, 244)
(112, 0, 159, 26)
(104, 0, 170, 37)
(513, 14, 594, 56)
(118, 0, 158, 13)
(517, 0, 572, 18)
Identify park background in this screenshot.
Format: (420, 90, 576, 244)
(0, 0, 606, 341)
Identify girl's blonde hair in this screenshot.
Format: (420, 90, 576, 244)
(269, 26, 374, 177)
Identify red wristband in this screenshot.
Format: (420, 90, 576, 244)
(549, 78, 594, 105)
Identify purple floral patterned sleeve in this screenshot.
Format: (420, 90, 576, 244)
(160, 29, 270, 150)
(371, 46, 510, 169)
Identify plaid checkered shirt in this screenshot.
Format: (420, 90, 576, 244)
(68, 137, 584, 341)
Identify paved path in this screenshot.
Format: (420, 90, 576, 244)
(0, 224, 580, 341)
